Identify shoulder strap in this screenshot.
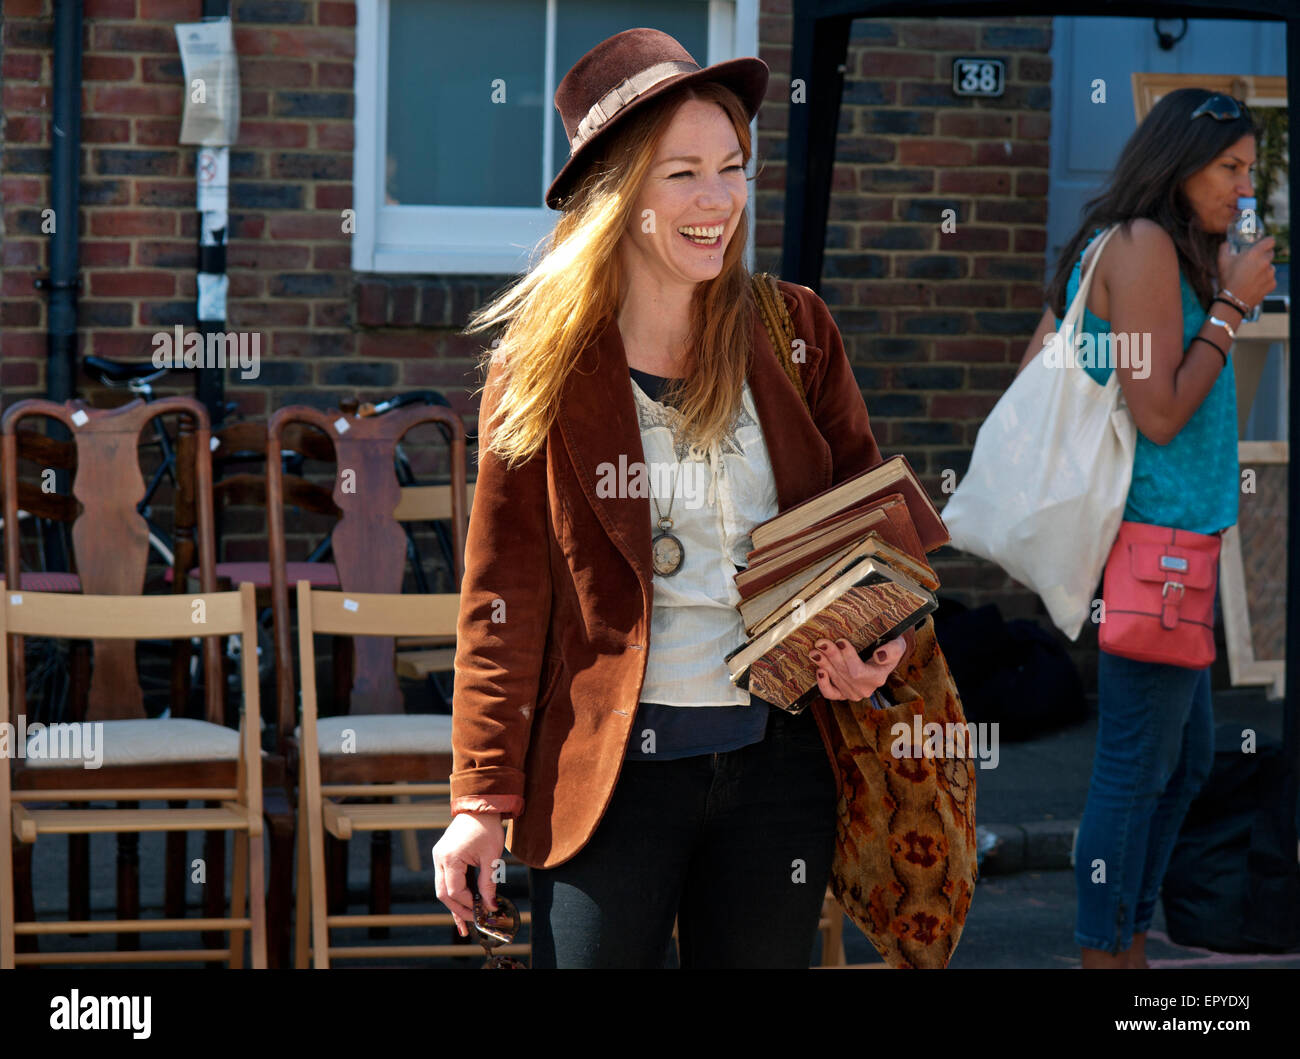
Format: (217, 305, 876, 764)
(1061, 223, 1122, 336)
(751, 272, 812, 415)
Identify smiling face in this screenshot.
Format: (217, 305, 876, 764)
(1181, 133, 1258, 233)
(619, 97, 749, 287)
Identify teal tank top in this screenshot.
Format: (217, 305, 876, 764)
(1054, 226, 1238, 535)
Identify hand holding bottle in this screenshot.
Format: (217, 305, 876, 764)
(1222, 196, 1277, 320)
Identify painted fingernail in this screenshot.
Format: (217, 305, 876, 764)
(837, 639, 851, 650)
(810, 652, 821, 661)
(874, 649, 889, 663)
(817, 670, 825, 679)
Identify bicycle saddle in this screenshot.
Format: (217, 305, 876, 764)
(84, 355, 166, 384)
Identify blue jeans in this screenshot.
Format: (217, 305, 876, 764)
(528, 706, 838, 968)
(1074, 651, 1215, 952)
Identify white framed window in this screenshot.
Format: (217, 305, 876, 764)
(353, 0, 760, 275)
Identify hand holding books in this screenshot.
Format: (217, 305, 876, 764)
(808, 632, 909, 701)
(725, 456, 950, 714)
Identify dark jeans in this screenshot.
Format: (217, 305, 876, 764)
(528, 706, 838, 968)
(1073, 651, 1215, 952)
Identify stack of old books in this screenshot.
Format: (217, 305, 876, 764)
(724, 455, 949, 713)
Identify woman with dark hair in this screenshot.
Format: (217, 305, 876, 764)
(430, 29, 915, 968)
(1016, 87, 1276, 968)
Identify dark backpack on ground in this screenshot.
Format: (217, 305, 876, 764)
(1161, 722, 1300, 953)
(932, 598, 1088, 741)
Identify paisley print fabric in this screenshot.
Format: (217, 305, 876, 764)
(820, 614, 978, 968)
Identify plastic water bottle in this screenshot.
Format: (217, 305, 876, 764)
(1226, 196, 1265, 322)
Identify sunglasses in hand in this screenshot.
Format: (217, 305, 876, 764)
(464, 864, 526, 969)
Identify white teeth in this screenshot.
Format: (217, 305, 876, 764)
(677, 224, 724, 238)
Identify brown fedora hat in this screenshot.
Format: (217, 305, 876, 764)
(546, 27, 769, 211)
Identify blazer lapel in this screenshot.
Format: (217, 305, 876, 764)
(556, 305, 832, 596)
(557, 316, 653, 589)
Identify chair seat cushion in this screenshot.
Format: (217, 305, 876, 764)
(17, 571, 81, 592)
(298, 714, 454, 756)
(163, 561, 340, 588)
(23, 718, 240, 769)
(215, 561, 341, 589)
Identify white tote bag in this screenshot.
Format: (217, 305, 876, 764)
(943, 223, 1134, 640)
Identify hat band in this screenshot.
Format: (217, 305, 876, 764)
(570, 59, 700, 154)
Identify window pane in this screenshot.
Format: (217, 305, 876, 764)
(551, 2, 712, 193)
(387, 0, 546, 206)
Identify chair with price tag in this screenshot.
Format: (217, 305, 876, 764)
(261, 401, 503, 964)
(2, 397, 270, 965)
(0, 580, 268, 968)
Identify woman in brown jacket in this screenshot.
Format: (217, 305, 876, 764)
(432, 28, 910, 968)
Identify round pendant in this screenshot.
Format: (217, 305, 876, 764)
(652, 531, 684, 576)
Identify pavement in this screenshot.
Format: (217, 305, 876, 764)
(975, 684, 1285, 876)
(19, 684, 1300, 968)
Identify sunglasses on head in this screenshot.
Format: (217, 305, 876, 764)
(1190, 94, 1251, 123)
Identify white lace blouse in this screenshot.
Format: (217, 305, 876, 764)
(630, 373, 780, 707)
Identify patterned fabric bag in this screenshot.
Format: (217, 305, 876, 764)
(752, 273, 979, 968)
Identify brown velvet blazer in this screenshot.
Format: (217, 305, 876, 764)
(450, 280, 885, 869)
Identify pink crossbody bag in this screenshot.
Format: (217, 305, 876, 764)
(1098, 521, 1222, 669)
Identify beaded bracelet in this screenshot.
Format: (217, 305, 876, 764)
(1191, 335, 1228, 365)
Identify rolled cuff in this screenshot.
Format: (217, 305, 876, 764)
(450, 794, 524, 820)
(449, 765, 526, 821)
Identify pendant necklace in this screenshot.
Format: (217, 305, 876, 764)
(650, 461, 684, 576)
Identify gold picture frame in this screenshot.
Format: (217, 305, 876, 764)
(1219, 441, 1287, 700)
(1132, 73, 1287, 122)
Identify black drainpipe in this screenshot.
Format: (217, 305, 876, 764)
(41, 0, 83, 407)
(196, 0, 231, 427)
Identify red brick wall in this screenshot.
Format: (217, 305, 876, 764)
(755, 12, 1053, 620)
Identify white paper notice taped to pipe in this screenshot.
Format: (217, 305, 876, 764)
(176, 18, 240, 147)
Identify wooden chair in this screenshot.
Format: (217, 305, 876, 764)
(293, 583, 528, 967)
(202, 418, 341, 595)
(2, 397, 228, 956)
(0, 427, 79, 592)
(165, 416, 341, 967)
(0, 429, 92, 936)
(266, 403, 468, 933)
(0, 581, 267, 967)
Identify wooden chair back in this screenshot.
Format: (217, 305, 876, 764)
(0, 429, 78, 525)
(1, 398, 220, 723)
(299, 586, 461, 640)
(185, 418, 340, 574)
(392, 482, 477, 532)
(266, 403, 468, 740)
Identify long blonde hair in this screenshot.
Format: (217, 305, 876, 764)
(462, 80, 760, 470)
